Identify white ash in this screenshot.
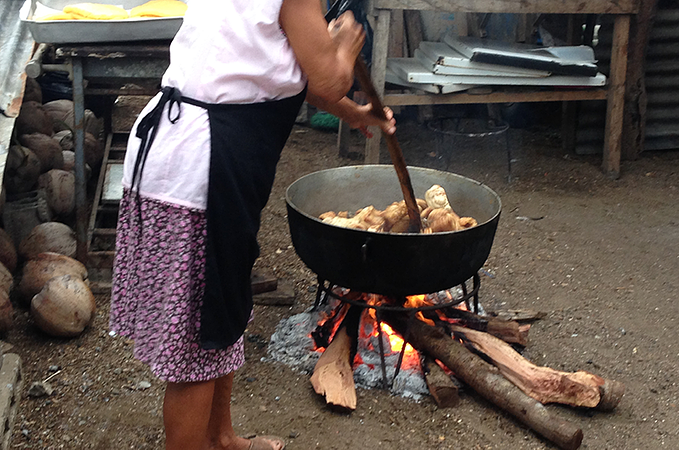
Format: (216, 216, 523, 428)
(267, 285, 479, 401)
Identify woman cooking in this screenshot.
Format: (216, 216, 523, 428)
(109, 0, 396, 449)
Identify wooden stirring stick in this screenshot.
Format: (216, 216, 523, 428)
(353, 57, 423, 233)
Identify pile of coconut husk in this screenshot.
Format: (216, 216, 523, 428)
(0, 78, 97, 339)
(5, 78, 104, 222)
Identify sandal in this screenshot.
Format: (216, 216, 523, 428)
(247, 435, 286, 450)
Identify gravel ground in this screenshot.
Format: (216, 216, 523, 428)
(5, 101, 679, 450)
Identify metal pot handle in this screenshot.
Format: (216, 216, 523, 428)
(361, 237, 372, 263)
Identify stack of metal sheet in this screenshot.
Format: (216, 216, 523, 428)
(386, 32, 605, 95)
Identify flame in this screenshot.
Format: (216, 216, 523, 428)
(379, 322, 412, 353)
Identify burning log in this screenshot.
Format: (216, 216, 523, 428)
(450, 325, 625, 411)
(442, 307, 529, 346)
(381, 311, 584, 450)
(310, 306, 362, 411)
(422, 356, 460, 408)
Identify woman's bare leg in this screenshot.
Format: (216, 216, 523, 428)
(164, 380, 215, 450)
(206, 373, 283, 450)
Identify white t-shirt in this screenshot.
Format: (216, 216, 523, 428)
(122, 0, 307, 210)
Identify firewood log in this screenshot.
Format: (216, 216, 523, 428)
(449, 325, 624, 411)
(441, 307, 529, 346)
(381, 311, 584, 450)
(310, 306, 362, 411)
(422, 356, 460, 408)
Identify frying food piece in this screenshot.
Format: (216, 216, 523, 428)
(379, 201, 407, 231)
(322, 216, 369, 230)
(425, 185, 452, 211)
(129, 0, 188, 18)
(63, 3, 129, 20)
(320, 206, 385, 232)
(317, 184, 477, 234)
(427, 208, 460, 232)
(356, 206, 385, 230)
(458, 217, 478, 229)
(389, 216, 412, 233)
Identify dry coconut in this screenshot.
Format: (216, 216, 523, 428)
(53, 130, 73, 151)
(31, 274, 95, 337)
(19, 222, 77, 260)
(19, 133, 65, 172)
(4, 145, 41, 194)
(18, 252, 87, 303)
(51, 130, 102, 170)
(0, 290, 13, 336)
(42, 100, 102, 137)
(0, 228, 18, 273)
(16, 101, 54, 136)
(24, 77, 42, 104)
(61, 150, 75, 171)
(38, 170, 75, 216)
(0, 262, 13, 294)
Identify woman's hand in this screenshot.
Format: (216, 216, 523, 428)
(346, 103, 396, 138)
(327, 12, 365, 65)
(306, 92, 396, 138)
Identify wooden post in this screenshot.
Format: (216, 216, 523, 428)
(602, 14, 631, 179)
(365, 9, 391, 164)
(622, 0, 659, 160)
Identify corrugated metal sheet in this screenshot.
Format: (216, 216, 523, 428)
(645, 2, 679, 151)
(576, 0, 679, 154)
(0, 0, 36, 184)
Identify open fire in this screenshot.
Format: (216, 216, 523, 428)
(268, 285, 473, 400)
(268, 280, 625, 450)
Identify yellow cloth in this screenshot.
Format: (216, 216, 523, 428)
(62, 3, 129, 20)
(129, 0, 187, 18)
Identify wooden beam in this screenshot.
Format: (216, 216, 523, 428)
(622, 0, 659, 160)
(602, 15, 631, 179)
(364, 9, 391, 164)
(383, 89, 608, 106)
(373, 0, 638, 14)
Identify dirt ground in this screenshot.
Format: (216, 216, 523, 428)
(6, 101, 679, 450)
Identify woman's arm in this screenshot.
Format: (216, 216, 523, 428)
(279, 0, 363, 103)
(280, 0, 396, 135)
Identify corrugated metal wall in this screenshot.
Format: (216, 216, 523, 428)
(576, 0, 679, 154)
(645, 4, 679, 150)
(0, 0, 36, 184)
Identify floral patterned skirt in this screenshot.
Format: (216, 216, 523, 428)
(109, 189, 245, 382)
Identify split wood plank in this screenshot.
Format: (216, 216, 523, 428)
(310, 326, 357, 411)
(383, 312, 584, 450)
(251, 269, 277, 295)
(422, 356, 460, 408)
(252, 280, 295, 306)
(450, 325, 625, 410)
(310, 306, 362, 411)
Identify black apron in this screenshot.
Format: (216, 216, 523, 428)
(132, 86, 306, 349)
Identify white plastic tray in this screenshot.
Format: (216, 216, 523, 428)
(20, 0, 185, 44)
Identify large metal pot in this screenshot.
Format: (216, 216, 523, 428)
(286, 165, 501, 296)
